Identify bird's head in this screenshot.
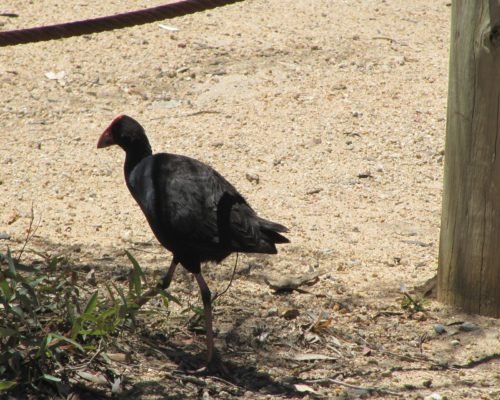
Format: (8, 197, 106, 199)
(97, 114, 151, 153)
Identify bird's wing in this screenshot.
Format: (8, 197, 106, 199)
(153, 154, 246, 247)
(128, 153, 270, 254)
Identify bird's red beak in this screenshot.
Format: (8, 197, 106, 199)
(97, 127, 114, 148)
(98, 114, 126, 148)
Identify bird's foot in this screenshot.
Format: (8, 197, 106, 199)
(207, 355, 231, 377)
(135, 287, 159, 308)
(180, 353, 231, 378)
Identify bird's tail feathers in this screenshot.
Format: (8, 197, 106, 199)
(259, 218, 290, 244)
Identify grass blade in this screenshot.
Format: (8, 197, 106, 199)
(42, 374, 61, 383)
(6, 249, 16, 277)
(83, 292, 99, 315)
(49, 333, 84, 352)
(125, 250, 145, 297)
(0, 327, 18, 337)
(0, 380, 17, 391)
(158, 289, 181, 306)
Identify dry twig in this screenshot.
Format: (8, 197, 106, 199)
(306, 377, 402, 397)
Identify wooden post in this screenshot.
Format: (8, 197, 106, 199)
(438, 0, 500, 317)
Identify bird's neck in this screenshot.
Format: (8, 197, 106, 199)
(124, 145, 152, 177)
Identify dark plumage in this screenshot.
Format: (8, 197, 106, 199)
(97, 115, 289, 366)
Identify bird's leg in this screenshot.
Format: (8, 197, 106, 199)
(136, 258, 178, 307)
(159, 258, 178, 290)
(194, 272, 214, 365)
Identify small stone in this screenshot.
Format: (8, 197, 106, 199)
(450, 339, 460, 346)
(459, 322, 479, 332)
(86, 269, 96, 286)
(266, 307, 278, 317)
(306, 188, 323, 195)
(120, 230, 132, 242)
(433, 324, 446, 335)
(332, 83, 347, 90)
(70, 245, 81, 253)
(413, 311, 426, 321)
(357, 171, 372, 178)
(245, 172, 260, 184)
(403, 383, 417, 390)
(273, 157, 283, 166)
(282, 309, 300, 320)
(0, 232, 10, 240)
(218, 391, 230, 399)
(362, 346, 371, 356)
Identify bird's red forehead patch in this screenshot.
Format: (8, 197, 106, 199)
(102, 114, 125, 133)
(110, 114, 126, 126)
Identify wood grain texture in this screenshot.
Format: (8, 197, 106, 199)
(438, 0, 500, 317)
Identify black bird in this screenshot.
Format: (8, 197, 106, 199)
(97, 115, 289, 366)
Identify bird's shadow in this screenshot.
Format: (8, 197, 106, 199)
(129, 330, 305, 398)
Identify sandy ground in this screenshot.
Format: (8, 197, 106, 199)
(0, 0, 499, 399)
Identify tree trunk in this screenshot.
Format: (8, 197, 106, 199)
(438, 0, 500, 318)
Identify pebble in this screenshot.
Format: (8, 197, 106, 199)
(266, 307, 278, 317)
(282, 309, 300, 320)
(459, 322, 479, 332)
(433, 324, 446, 334)
(0, 232, 10, 240)
(413, 311, 426, 321)
(86, 269, 96, 286)
(357, 171, 372, 178)
(423, 379, 433, 388)
(120, 230, 132, 242)
(306, 188, 323, 195)
(450, 339, 460, 346)
(245, 172, 260, 184)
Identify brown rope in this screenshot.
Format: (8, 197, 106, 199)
(0, 0, 244, 47)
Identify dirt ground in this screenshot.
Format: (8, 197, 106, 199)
(1, 0, 499, 398)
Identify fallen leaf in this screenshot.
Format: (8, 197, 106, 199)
(76, 370, 107, 385)
(265, 272, 321, 292)
(104, 352, 130, 363)
(311, 317, 334, 333)
(294, 383, 319, 394)
(111, 377, 122, 394)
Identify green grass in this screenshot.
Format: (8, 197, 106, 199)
(0, 248, 172, 397)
